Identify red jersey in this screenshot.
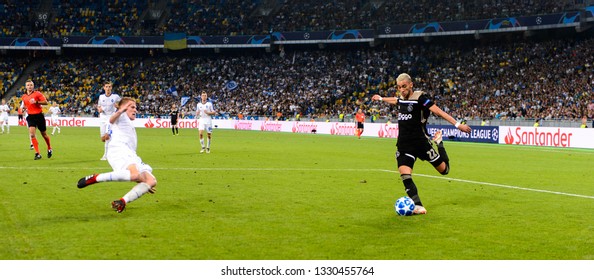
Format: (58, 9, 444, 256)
(22, 91, 47, 115)
(355, 112, 365, 123)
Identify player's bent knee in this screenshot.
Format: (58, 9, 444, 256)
(439, 165, 450, 175)
(141, 172, 157, 187)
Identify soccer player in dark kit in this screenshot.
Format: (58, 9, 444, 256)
(372, 73, 471, 215)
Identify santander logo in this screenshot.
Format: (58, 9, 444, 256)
(260, 121, 282, 132)
(330, 123, 355, 135)
(504, 127, 573, 147)
(378, 123, 398, 138)
(292, 122, 318, 133)
(144, 118, 199, 128)
(504, 128, 514, 144)
(144, 118, 155, 128)
(234, 121, 253, 130)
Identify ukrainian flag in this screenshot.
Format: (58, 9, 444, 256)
(164, 32, 187, 50)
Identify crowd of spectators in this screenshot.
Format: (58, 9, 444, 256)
(370, 0, 575, 27)
(7, 34, 593, 124)
(0, 57, 29, 100)
(10, 56, 141, 116)
(268, 0, 370, 32)
(405, 37, 593, 122)
(48, 0, 146, 37)
(156, 0, 261, 36)
(0, 1, 41, 37)
(0, 0, 585, 38)
(2, 1, 593, 124)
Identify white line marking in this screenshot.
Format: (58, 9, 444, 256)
(2, 166, 593, 200)
(381, 169, 594, 200)
(0, 166, 376, 172)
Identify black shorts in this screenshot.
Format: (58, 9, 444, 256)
(396, 138, 443, 169)
(356, 122, 364, 129)
(26, 113, 47, 132)
(171, 118, 178, 125)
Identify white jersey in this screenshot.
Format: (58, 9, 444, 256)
(0, 104, 9, 120)
(49, 106, 60, 117)
(98, 93, 121, 118)
(108, 112, 137, 152)
(196, 101, 214, 124)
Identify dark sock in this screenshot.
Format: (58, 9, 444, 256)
(437, 142, 449, 164)
(438, 143, 450, 175)
(401, 174, 422, 206)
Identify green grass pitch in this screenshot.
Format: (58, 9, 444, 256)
(1, 126, 593, 260)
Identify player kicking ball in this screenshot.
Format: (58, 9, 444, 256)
(76, 97, 157, 213)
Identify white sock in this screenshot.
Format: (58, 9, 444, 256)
(207, 138, 211, 148)
(103, 141, 109, 157)
(97, 170, 131, 182)
(200, 139, 205, 148)
(52, 127, 56, 134)
(122, 182, 151, 203)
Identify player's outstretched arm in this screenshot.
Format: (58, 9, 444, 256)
(429, 105, 471, 133)
(371, 94, 397, 105)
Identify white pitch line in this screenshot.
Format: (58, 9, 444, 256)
(0, 166, 377, 172)
(381, 169, 594, 200)
(2, 166, 593, 200)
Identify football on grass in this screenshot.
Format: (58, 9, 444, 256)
(394, 196, 415, 216)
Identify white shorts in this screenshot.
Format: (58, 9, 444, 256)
(199, 121, 213, 133)
(99, 115, 110, 136)
(51, 116, 59, 125)
(0, 114, 7, 122)
(107, 146, 153, 174)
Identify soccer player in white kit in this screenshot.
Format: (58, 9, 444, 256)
(77, 97, 157, 213)
(97, 81, 121, 160)
(48, 102, 61, 135)
(196, 91, 217, 153)
(0, 99, 10, 134)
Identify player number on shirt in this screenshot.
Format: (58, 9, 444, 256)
(427, 149, 438, 160)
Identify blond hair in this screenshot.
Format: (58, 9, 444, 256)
(396, 73, 412, 83)
(116, 97, 135, 108)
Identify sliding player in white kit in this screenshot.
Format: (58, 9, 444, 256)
(77, 97, 157, 213)
(196, 91, 217, 153)
(97, 81, 121, 160)
(0, 99, 10, 134)
(48, 102, 61, 135)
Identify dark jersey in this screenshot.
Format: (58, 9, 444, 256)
(170, 109, 179, 124)
(396, 91, 434, 148)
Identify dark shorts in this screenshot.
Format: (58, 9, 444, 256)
(356, 122, 364, 129)
(26, 113, 47, 132)
(396, 138, 443, 169)
(171, 118, 178, 125)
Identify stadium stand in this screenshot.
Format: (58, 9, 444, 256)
(0, 0, 593, 126)
(3, 0, 584, 37)
(0, 57, 29, 100)
(50, 0, 146, 36)
(0, 1, 42, 37)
